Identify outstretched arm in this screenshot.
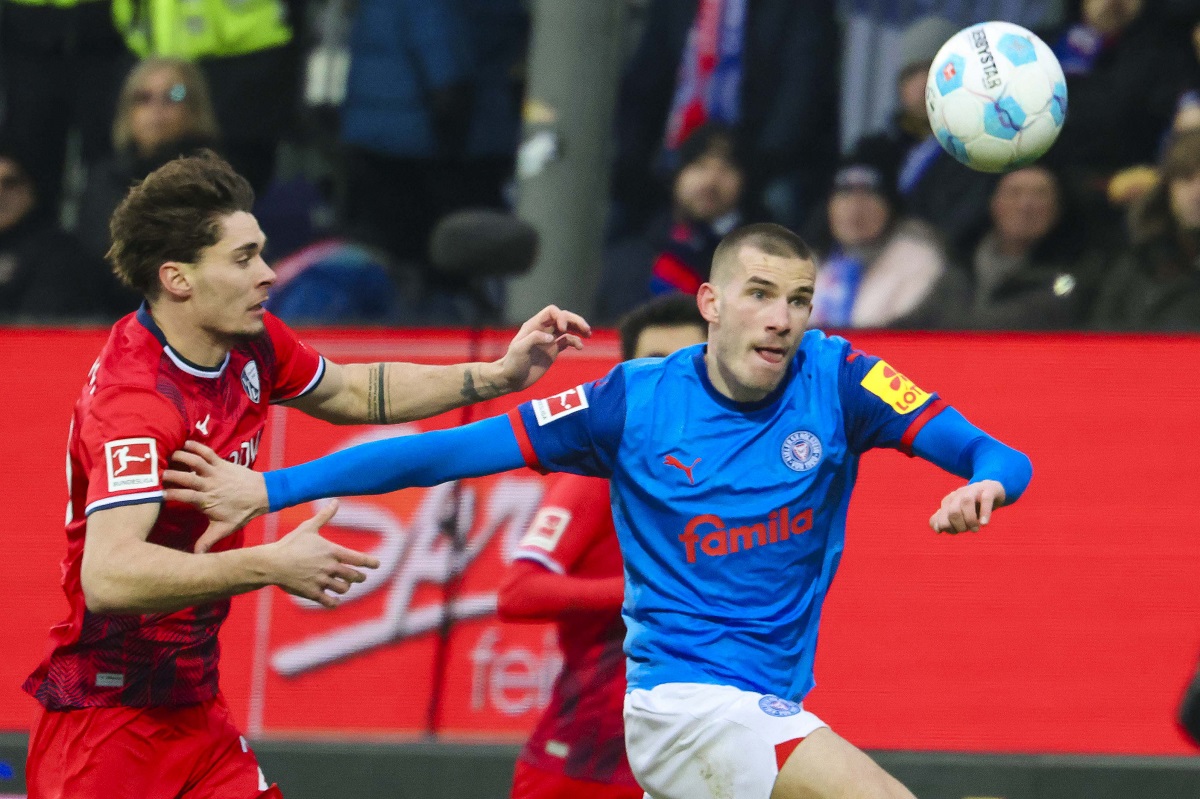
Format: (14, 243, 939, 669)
(285, 305, 590, 425)
(497, 560, 624, 621)
(910, 407, 1033, 534)
(165, 415, 527, 547)
(82, 500, 377, 614)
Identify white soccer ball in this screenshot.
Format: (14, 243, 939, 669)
(925, 21, 1068, 173)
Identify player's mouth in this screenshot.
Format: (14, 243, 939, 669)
(249, 301, 266, 316)
(753, 346, 786, 365)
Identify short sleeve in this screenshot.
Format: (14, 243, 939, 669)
(838, 347, 947, 455)
(513, 474, 612, 574)
(264, 312, 326, 403)
(81, 387, 187, 515)
(506, 365, 628, 478)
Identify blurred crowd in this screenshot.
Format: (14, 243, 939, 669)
(0, 0, 1198, 331)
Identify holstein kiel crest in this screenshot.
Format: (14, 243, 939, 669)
(781, 430, 821, 472)
(758, 694, 802, 717)
(240, 360, 261, 402)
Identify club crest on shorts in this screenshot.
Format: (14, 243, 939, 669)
(759, 695, 802, 717)
(241, 360, 261, 403)
(781, 430, 821, 472)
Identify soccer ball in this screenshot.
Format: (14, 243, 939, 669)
(925, 21, 1067, 173)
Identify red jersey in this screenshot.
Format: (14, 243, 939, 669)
(513, 474, 637, 788)
(24, 306, 324, 710)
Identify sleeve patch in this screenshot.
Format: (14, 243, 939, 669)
(104, 438, 159, 492)
(518, 506, 572, 552)
(860, 361, 930, 414)
(531, 386, 589, 426)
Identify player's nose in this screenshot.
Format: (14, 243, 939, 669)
(256, 258, 277, 287)
(764, 298, 792, 332)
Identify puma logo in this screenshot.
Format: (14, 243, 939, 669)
(664, 455, 701, 485)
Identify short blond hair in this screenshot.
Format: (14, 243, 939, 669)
(710, 223, 812, 286)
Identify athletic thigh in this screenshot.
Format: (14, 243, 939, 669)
(771, 727, 916, 799)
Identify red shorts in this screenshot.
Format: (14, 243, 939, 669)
(511, 760, 643, 799)
(26, 694, 278, 799)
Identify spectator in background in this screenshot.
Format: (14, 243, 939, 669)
(596, 124, 744, 323)
(851, 15, 999, 252)
(1047, 0, 1199, 209)
(806, 156, 949, 330)
(75, 58, 221, 270)
(1093, 129, 1200, 330)
(111, 0, 306, 193)
(0, 140, 125, 320)
(339, 0, 527, 271)
(611, 0, 839, 236)
(1108, 17, 1200, 209)
(0, 0, 133, 213)
(924, 165, 1111, 330)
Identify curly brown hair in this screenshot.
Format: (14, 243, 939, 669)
(107, 149, 255, 297)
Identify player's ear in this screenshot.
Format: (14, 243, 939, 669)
(697, 283, 720, 325)
(159, 261, 193, 300)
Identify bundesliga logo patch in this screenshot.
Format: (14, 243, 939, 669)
(520, 507, 572, 552)
(532, 386, 588, 426)
(105, 438, 158, 492)
(860, 361, 929, 414)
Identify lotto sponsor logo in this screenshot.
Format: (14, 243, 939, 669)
(860, 361, 929, 414)
(519, 506, 571, 552)
(678, 506, 813, 564)
(105, 437, 158, 492)
(531, 386, 588, 426)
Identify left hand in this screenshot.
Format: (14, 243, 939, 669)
(929, 479, 1006, 534)
(494, 304, 591, 392)
(163, 441, 271, 553)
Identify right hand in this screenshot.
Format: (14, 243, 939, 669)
(268, 500, 380, 609)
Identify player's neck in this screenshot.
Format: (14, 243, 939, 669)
(704, 349, 771, 404)
(148, 303, 230, 368)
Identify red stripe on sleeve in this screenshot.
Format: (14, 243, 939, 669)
(507, 408, 547, 473)
(899, 397, 948, 456)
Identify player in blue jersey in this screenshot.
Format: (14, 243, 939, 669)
(166, 223, 1032, 799)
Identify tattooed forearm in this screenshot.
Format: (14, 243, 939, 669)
(368, 363, 389, 424)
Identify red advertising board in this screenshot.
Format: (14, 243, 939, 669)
(2, 328, 1198, 756)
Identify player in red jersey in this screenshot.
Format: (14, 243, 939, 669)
(22, 150, 589, 799)
(499, 295, 706, 799)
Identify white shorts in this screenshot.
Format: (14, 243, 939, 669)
(623, 682, 828, 799)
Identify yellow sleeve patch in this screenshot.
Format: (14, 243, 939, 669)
(860, 361, 930, 414)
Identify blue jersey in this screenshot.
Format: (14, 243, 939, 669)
(509, 330, 946, 701)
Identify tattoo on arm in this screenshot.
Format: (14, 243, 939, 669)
(460, 367, 484, 404)
(460, 366, 500, 404)
(368, 364, 388, 424)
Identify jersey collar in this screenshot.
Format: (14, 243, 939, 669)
(691, 346, 801, 413)
(136, 302, 230, 379)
